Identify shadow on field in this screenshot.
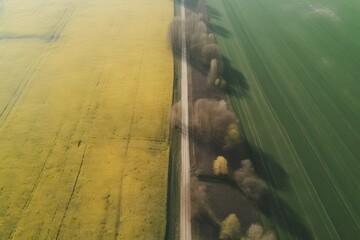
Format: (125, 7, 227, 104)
(206, 5, 221, 20)
(261, 192, 314, 240)
(250, 145, 290, 191)
(250, 145, 314, 240)
(222, 57, 249, 98)
(208, 23, 232, 38)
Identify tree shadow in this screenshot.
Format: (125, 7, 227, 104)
(221, 140, 252, 170)
(222, 57, 250, 99)
(261, 192, 315, 240)
(249, 144, 290, 191)
(248, 145, 313, 239)
(205, 4, 221, 20)
(208, 22, 232, 38)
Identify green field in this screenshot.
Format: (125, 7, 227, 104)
(206, 0, 360, 239)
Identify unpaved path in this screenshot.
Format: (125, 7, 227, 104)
(179, 0, 192, 239)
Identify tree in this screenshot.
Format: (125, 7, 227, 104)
(234, 160, 266, 201)
(223, 122, 241, 150)
(192, 98, 239, 149)
(234, 159, 254, 184)
(208, 58, 218, 84)
(213, 156, 228, 175)
(247, 224, 263, 240)
(246, 223, 276, 240)
(201, 43, 220, 65)
(241, 177, 266, 201)
(196, 21, 207, 34)
(220, 213, 241, 240)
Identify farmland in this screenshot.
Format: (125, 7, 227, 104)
(206, 0, 360, 239)
(0, 0, 173, 239)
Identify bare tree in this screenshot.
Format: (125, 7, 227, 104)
(247, 224, 264, 240)
(201, 43, 220, 65)
(234, 160, 255, 183)
(192, 99, 240, 150)
(246, 223, 276, 240)
(197, 21, 207, 34)
(191, 181, 208, 218)
(197, 0, 209, 23)
(241, 177, 266, 201)
(235, 160, 266, 201)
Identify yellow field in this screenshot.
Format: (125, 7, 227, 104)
(0, 0, 173, 239)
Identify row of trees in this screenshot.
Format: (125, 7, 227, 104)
(169, 1, 275, 239)
(171, 98, 242, 151)
(169, 7, 227, 89)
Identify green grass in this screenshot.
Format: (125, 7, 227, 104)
(206, 0, 360, 239)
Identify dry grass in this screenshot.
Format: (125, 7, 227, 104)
(0, 0, 173, 239)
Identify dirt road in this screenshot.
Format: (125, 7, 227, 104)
(179, 0, 192, 239)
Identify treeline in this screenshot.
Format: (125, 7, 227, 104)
(169, 0, 275, 239)
(169, 5, 226, 89)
